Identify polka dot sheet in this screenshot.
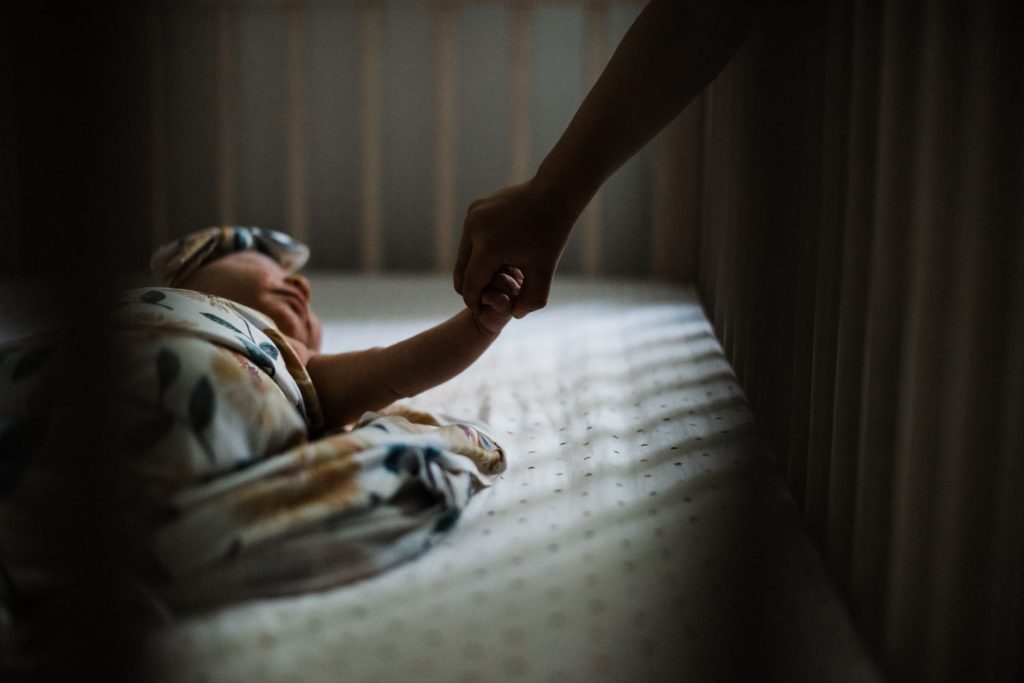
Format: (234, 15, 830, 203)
(147, 276, 880, 682)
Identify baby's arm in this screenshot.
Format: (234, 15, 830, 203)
(306, 267, 522, 429)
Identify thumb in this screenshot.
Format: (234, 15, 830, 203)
(461, 250, 503, 312)
(512, 267, 554, 318)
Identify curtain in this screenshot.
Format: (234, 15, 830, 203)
(694, 0, 1023, 680)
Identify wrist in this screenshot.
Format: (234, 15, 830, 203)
(530, 158, 599, 227)
(462, 307, 501, 340)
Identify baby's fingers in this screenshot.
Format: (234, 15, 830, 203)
(481, 287, 512, 313)
(501, 265, 525, 286)
(489, 271, 522, 299)
(476, 286, 515, 335)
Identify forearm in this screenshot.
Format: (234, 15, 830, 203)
(306, 309, 498, 428)
(535, 0, 759, 215)
(375, 309, 498, 398)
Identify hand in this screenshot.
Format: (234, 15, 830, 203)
(454, 177, 578, 319)
(475, 265, 525, 335)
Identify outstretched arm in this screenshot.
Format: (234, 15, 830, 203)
(455, 0, 760, 316)
(307, 268, 522, 429)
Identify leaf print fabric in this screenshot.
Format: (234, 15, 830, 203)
(154, 408, 505, 609)
(108, 289, 315, 485)
(113, 288, 311, 430)
(201, 312, 244, 335)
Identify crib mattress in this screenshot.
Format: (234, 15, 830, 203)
(145, 275, 880, 682)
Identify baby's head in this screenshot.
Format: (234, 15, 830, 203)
(151, 226, 322, 350)
(182, 251, 322, 350)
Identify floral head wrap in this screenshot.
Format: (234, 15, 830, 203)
(150, 226, 309, 287)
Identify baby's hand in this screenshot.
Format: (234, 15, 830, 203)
(476, 266, 525, 335)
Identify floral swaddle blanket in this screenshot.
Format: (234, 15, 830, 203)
(0, 287, 505, 613)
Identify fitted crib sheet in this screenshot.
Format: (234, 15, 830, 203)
(140, 275, 880, 682)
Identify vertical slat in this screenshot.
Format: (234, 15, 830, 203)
(724, 32, 754, 434)
(433, 2, 457, 272)
(359, 2, 383, 272)
(785, 11, 828, 508)
(233, 4, 288, 229)
(709, 59, 734, 370)
(601, 3, 653, 279)
(993, 172, 1024, 681)
(848, 0, 918, 644)
(922, 3, 985, 674)
(787, 0, 832, 520)
(651, 105, 700, 282)
(148, 5, 168, 251)
(381, 3, 434, 270)
(579, 1, 606, 277)
(885, 1, 958, 675)
(803, 0, 853, 544)
(530, 2, 584, 273)
(989, 12, 1024, 674)
(455, 3, 511, 259)
(826, 0, 881, 599)
(924, 4, 1021, 678)
(163, 4, 219, 238)
(305, 2, 361, 269)
(721, 59, 740, 390)
(508, 1, 531, 184)
(696, 88, 716, 309)
(284, 3, 308, 242)
(215, 1, 234, 226)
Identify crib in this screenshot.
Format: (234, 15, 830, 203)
(3, 0, 1021, 681)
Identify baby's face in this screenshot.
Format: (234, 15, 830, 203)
(182, 251, 323, 351)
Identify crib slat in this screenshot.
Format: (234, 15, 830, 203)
(802, 0, 852, 546)
(509, 2, 531, 184)
(215, 1, 235, 226)
(851, 0, 918, 653)
(905, 5, 975, 675)
(825, 0, 881, 599)
(580, 1, 607, 277)
(923, 4, 1012, 672)
(433, 2, 457, 272)
(651, 105, 699, 282)
(359, 2, 384, 272)
(994, 188, 1024, 682)
(284, 3, 309, 242)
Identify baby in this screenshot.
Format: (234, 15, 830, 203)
(152, 226, 522, 431)
(0, 226, 521, 625)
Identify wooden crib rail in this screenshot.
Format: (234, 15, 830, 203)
(142, 0, 696, 280)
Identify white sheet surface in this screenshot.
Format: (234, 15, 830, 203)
(141, 275, 880, 682)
